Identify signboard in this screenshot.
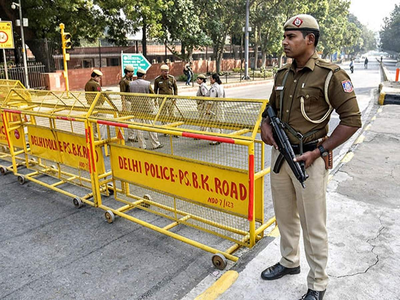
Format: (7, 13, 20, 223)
(121, 53, 151, 75)
(28, 126, 105, 173)
(110, 145, 256, 218)
(0, 21, 14, 49)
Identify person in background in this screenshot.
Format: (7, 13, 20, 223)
(119, 65, 138, 142)
(260, 14, 361, 300)
(154, 64, 179, 135)
(196, 74, 209, 132)
(207, 73, 225, 145)
(84, 69, 106, 139)
(184, 61, 193, 86)
(129, 68, 163, 150)
(364, 57, 369, 69)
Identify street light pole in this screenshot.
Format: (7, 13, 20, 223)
(244, 0, 250, 80)
(12, 0, 29, 88)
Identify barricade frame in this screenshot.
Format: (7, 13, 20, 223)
(2, 88, 115, 207)
(86, 91, 275, 268)
(0, 80, 26, 175)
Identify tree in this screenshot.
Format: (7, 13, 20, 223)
(151, 0, 210, 61)
(204, 0, 245, 73)
(0, 0, 131, 71)
(380, 4, 400, 53)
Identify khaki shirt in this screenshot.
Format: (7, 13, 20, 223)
(84, 78, 101, 105)
(154, 75, 178, 95)
(119, 76, 132, 93)
(266, 52, 361, 144)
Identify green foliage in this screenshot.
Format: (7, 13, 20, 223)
(380, 4, 400, 53)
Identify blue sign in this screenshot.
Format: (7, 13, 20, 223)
(121, 53, 151, 75)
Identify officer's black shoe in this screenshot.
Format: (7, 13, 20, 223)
(260, 262, 300, 280)
(299, 289, 326, 300)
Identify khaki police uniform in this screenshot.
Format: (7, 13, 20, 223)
(84, 78, 101, 105)
(263, 14, 362, 292)
(129, 77, 161, 150)
(84, 74, 107, 139)
(154, 74, 178, 123)
(119, 74, 137, 140)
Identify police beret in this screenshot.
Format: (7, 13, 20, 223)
(160, 64, 169, 71)
(125, 65, 134, 72)
(137, 68, 146, 75)
(197, 74, 206, 79)
(284, 14, 319, 31)
(93, 69, 103, 76)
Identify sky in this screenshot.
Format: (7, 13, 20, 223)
(349, 0, 399, 32)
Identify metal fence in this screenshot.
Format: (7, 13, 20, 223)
(0, 63, 46, 89)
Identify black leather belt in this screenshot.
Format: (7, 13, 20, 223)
(291, 141, 318, 155)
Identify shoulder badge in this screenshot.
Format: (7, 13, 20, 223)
(342, 80, 354, 93)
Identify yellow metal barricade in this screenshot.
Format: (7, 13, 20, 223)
(1, 88, 113, 206)
(87, 91, 274, 269)
(0, 80, 26, 175)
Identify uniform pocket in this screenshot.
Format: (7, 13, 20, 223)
(298, 88, 328, 121)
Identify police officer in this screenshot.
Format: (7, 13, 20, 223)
(260, 14, 361, 300)
(84, 69, 103, 104)
(196, 74, 208, 132)
(84, 69, 106, 139)
(129, 68, 163, 150)
(119, 65, 137, 142)
(154, 64, 178, 127)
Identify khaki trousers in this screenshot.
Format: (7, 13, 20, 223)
(270, 147, 329, 291)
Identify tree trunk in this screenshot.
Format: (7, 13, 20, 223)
(142, 21, 147, 57)
(254, 26, 259, 69)
(27, 39, 55, 72)
(261, 51, 267, 68)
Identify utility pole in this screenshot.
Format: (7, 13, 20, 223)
(11, 1, 29, 88)
(244, 0, 250, 80)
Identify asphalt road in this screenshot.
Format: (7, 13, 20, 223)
(0, 60, 382, 300)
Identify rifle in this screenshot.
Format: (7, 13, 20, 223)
(265, 106, 308, 188)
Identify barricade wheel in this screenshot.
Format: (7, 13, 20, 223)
(212, 253, 227, 270)
(107, 184, 114, 196)
(0, 166, 7, 175)
(73, 197, 83, 208)
(142, 194, 151, 208)
(105, 210, 115, 224)
(17, 175, 25, 185)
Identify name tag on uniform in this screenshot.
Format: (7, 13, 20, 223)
(275, 86, 284, 91)
(159, 81, 163, 84)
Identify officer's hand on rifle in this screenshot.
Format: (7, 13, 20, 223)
(261, 118, 278, 149)
(294, 149, 320, 169)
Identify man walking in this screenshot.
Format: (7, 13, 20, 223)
(84, 69, 106, 139)
(119, 65, 137, 142)
(129, 68, 163, 150)
(260, 14, 361, 300)
(154, 64, 178, 127)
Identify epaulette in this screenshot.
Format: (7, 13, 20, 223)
(277, 63, 290, 73)
(316, 59, 341, 73)
(155, 75, 162, 80)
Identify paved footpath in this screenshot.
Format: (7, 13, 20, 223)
(183, 103, 400, 300)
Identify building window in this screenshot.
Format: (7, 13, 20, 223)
(83, 59, 93, 68)
(108, 58, 120, 66)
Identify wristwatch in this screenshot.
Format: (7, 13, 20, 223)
(318, 145, 329, 157)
